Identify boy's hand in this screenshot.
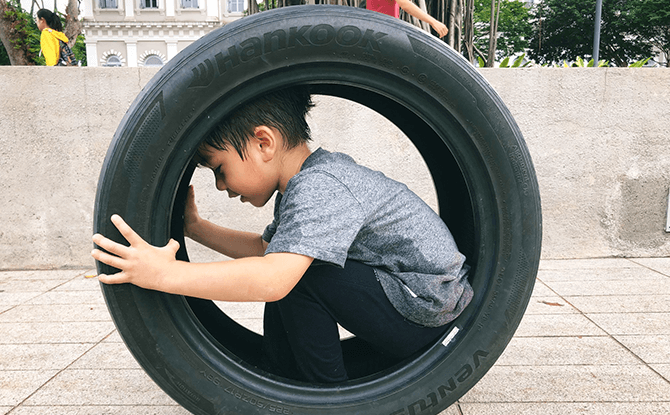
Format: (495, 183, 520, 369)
(183, 185, 201, 239)
(91, 214, 180, 290)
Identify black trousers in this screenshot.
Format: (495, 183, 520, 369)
(263, 260, 448, 383)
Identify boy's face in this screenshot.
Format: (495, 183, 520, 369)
(198, 143, 277, 208)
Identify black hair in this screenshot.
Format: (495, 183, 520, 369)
(37, 9, 63, 32)
(197, 86, 315, 161)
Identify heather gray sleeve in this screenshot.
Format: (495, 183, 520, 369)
(264, 172, 366, 267)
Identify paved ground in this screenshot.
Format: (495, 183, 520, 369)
(1, 258, 669, 414)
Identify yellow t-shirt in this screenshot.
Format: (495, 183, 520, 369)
(40, 28, 69, 66)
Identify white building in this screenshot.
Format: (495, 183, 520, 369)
(81, 0, 244, 67)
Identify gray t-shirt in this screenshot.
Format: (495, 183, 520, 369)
(263, 148, 473, 327)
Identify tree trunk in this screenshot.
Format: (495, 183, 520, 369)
(0, 0, 35, 65)
(63, 0, 82, 47)
(462, 0, 474, 63)
(445, 0, 462, 51)
(248, 0, 259, 14)
(486, 0, 500, 67)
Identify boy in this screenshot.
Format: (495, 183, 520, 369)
(92, 87, 473, 383)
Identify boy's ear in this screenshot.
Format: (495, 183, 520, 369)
(252, 126, 279, 161)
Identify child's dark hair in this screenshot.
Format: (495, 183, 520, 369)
(37, 9, 63, 32)
(199, 86, 315, 160)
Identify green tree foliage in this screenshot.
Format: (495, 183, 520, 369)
(528, 0, 655, 67)
(630, 0, 670, 66)
(0, 0, 41, 65)
(473, 0, 532, 62)
(73, 33, 87, 66)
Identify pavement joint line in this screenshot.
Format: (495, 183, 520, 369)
(4, 269, 116, 414)
(0, 267, 93, 273)
(628, 258, 670, 279)
(6, 328, 117, 414)
(460, 400, 670, 404)
(541, 273, 670, 388)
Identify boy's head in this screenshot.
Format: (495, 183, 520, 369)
(197, 86, 315, 162)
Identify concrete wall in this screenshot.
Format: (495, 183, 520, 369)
(0, 67, 668, 270)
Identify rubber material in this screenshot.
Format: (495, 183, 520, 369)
(94, 6, 542, 415)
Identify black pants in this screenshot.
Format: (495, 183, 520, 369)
(263, 260, 448, 383)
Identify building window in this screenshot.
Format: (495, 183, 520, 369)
(141, 0, 158, 8)
(229, 0, 243, 13)
(140, 50, 167, 67)
(181, 0, 198, 8)
(104, 55, 122, 67)
(101, 50, 125, 67)
(99, 0, 118, 8)
(144, 55, 164, 66)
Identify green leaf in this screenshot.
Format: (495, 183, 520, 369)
(629, 57, 651, 67)
(512, 54, 525, 67)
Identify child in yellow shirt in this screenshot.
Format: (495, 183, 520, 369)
(36, 9, 69, 66)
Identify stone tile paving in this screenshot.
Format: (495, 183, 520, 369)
(0, 258, 668, 415)
(458, 257, 670, 414)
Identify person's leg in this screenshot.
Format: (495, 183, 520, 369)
(298, 260, 449, 359)
(263, 260, 448, 383)
(263, 274, 347, 383)
(262, 301, 304, 381)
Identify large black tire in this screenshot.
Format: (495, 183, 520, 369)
(94, 6, 541, 415)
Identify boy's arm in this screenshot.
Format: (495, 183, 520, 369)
(184, 185, 268, 258)
(395, 0, 449, 38)
(92, 215, 311, 302)
(187, 219, 268, 259)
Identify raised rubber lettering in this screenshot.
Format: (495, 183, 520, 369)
(288, 25, 311, 47)
(190, 25, 388, 88)
(309, 24, 336, 45)
(215, 45, 241, 74)
(336, 25, 362, 46)
(239, 37, 262, 62)
(264, 30, 287, 52)
(389, 349, 489, 415)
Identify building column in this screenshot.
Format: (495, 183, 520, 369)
(207, 0, 219, 20)
(125, 0, 135, 18)
(83, 0, 94, 18)
(85, 41, 99, 67)
(126, 41, 138, 67)
(167, 41, 179, 61)
(166, 0, 175, 17)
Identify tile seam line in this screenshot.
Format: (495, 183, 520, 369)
(6, 329, 117, 414)
(459, 400, 670, 404)
(489, 363, 653, 367)
(7, 404, 185, 407)
(0, 267, 93, 272)
(628, 258, 670, 279)
(538, 274, 670, 387)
